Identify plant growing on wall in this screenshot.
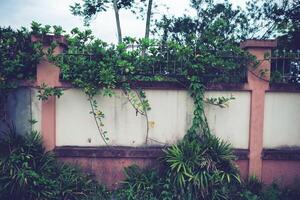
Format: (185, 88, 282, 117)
(0, 26, 44, 122)
(0, 21, 255, 146)
(0, 21, 256, 199)
(10, 14, 252, 146)
(37, 83, 63, 101)
(42, 24, 252, 145)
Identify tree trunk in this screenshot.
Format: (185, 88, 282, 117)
(113, 0, 122, 44)
(144, 0, 153, 39)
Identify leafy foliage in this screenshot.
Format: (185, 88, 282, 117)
(155, 0, 250, 44)
(0, 125, 110, 200)
(0, 26, 43, 91)
(205, 95, 235, 108)
(114, 135, 241, 200)
(116, 164, 300, 200)
(37, 83, 64, 101)
(114, 165, 163, 200)
(244, 0, 300, 49)
(31, 21, 65, 36)
(235, 178, 300, 200)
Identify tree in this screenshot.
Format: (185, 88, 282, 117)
(70, 0, 155, 43)
(259, 0, 300, 49)
(144, 0, 153, 39)
(70, 0, 125, 43)
(154, 0, 299, 48)
(113, 0, 122, 43)
(154, 0, 247, 47)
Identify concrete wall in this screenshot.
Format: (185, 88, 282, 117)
(2, 88, 41, 134)
(205, 91, 250, 149)
(264, 92, 300, 148)
(4, 39, 300, 187)
(6, 86, 300, 187)
(56, 89, 250, 148)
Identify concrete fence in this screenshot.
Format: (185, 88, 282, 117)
(5, 38, 300, 188)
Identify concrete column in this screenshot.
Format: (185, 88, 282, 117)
(32, 35, 66, 151)
(241, 40, 277, 179)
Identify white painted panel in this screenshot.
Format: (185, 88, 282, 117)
(56, 89, 250, 148)
(56, 89, 193, 146)
(31, 88, 42, 132)
(145, 90, 194, 145)
(264, 92, 300, 148)
(205, 91, 250, 149)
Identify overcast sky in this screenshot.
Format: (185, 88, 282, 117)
(0, 0, 246, 43)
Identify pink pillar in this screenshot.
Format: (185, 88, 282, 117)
(241, 40, 277, 179)
(33, 35, 66, 151)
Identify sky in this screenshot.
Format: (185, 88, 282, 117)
(0, 0, 246, 44)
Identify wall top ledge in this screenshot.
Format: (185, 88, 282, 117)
(240, 39, 277, 49)
(54, 146, 249, 160)
(262, 148, 300, 160)
(268, 83, 300, 92)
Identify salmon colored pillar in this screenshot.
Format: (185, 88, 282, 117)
(33, 35, 66, 151)
(241, 40, 277, 179)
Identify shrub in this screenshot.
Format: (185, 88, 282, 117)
(114, 165, 164, 200)
(162, 133, 240, 200)
(261, 181, 300, 200)
(227, 176, 300, 200)
(0, 126, 110, 200)
(226, 176, 262, 200)
(116, 134, 241, 200)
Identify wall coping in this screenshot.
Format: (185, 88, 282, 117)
(19, 79, 300, 92)
(20, 80, 252, 91)
(240, 39, 277, 49)
(54, 146, 249, 160)
(267, 83, 300, 92)
(262, 148, 300, 160)
(59, 81, 250, 91)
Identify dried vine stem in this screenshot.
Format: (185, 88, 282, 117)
(136, 90, 150, 144)
(121, 89, 150, 144)
(88, 95, 109, 145)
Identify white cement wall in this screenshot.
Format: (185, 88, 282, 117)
(205, 91, 250, 148)
(56, 89, 250, 148)
(31, 89, 42, 132)
(264, 92, 300, 148)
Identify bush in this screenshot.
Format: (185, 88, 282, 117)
(115, 134, 241, 200)
(0, 126, 110, 200)
(162, 133, 240, 199)
(114, 165, 164, 200)
(227, 176, 300, 200)
(260, 182, 300, 200)
(2, 125, 299, 200)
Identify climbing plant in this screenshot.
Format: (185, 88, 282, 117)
(0, 27, 43, 90)
(0, 22, 254, 145)
(45, 26, 254, 144)
(0, 26, 44, 122)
